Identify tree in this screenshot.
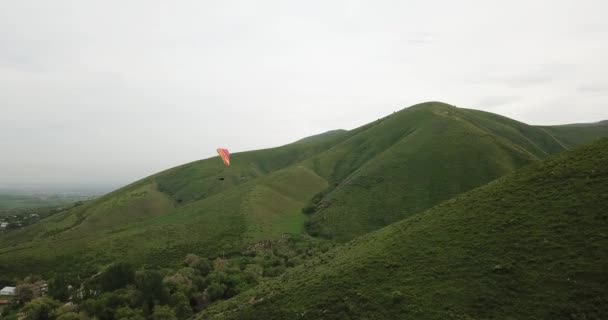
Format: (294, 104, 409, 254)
(184, 254, 211, 276)
(48, 274, 71, 302)
(115, 306, 145, 320)
(56, 312, 89, 320)
(170, 292, 192, 319)
(21, 297, 61, 320)
(52, 303, 85, 320)
(16, 283, 36, 303)
(135, 270, 169, 309)
(163, 272, 192, 295)
(183, 254, 200, 267)
(151, 305, 177, 320)
(194, 258, 212, 276)
(99, 262, 135, 292)
(205, 282, 226, 302)
(79, 291, 131, 320)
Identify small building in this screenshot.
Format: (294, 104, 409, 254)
(0, 287, 15, 296)
(0, 222, 8, 229)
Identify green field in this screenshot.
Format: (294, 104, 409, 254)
(198, 138, 608, 320)
(0, 102, 606, 281)
(0, 194, 82, 215)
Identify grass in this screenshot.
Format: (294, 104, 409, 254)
(0, 102, 606, 280)
(198, 138, 608, 320)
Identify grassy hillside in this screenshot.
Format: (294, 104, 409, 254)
(305, 102, 579, 241)
(0, 130, 347, 277)
(198, 138, 608, 320)
(1, 102, 606, 278)
(540, 120, 608, 149)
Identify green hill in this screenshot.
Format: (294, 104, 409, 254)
(0, 129, 348, 277)
(0, 102, 606, 278)
(539, 121, 608, 149)
(198, 138, 608, 320)
(304, 103, 595, 240)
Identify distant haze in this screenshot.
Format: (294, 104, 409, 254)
(1, 0, 607, 188)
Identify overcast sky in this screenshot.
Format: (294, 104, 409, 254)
(1, 0, 607, 189)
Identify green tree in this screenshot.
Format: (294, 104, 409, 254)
(170, 292, 192, 319)
(48, 274, 71, 302)
(206, 282, 226, 302)
(79, 291, 131, 320)
(184, 254, 212, 276)
(151, 305, 177, 320)
(115, 306, 145, 320)
(135, 270, 169, 310)
(52, 303, 86, 320)
(21, 297, 61, 320)
(99, 262, 135, 292)
(55, 312, 89, 320)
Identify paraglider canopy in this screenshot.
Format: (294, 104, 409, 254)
(217, 148, 230, 167)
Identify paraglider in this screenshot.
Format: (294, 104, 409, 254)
(217, 148, 230, 166)
(216, 148, 230, 181)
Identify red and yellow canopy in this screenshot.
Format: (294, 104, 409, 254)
(216, 148, 230, 167)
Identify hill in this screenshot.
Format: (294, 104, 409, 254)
(0, 129, 349, 277)
(304, 103, 595, 240)
(198, 138, 608, 320)
(1, 102, 606, 278)
(539, 120, 608, 149)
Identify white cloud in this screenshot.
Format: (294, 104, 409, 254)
(1, 0, 607, 186)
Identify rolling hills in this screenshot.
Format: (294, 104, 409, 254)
(0, 102, 606, 278)
(198, 138, 608, 320)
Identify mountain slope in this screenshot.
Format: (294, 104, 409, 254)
(0, 131, 348, 276)
(199, 138, 608, 320)
(540, 120, 608, 149)
(305, 102, 579, 240)
(1, 102, 606, 278)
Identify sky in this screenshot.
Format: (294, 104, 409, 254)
(1, 0, 607, 189)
